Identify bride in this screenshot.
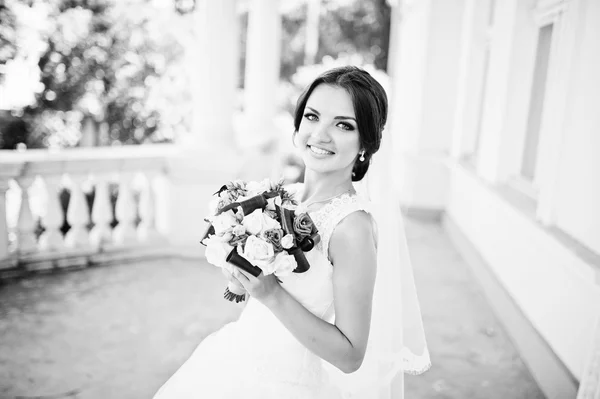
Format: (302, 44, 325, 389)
(153, 66, 430, 398)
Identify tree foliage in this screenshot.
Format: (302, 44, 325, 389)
(280, 0, 391, 82)
(0, 3, 18, 66)
(0, 0, 189, 149)
(0, 0, 390, 149)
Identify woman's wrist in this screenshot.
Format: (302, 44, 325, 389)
(262, 283, 284, 309)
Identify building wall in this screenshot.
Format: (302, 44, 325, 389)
(390, 0, 600, 386)
(447, 164, 600, 380)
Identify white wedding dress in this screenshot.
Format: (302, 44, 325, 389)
(153, 188, 373, 399)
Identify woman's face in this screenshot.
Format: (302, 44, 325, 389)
(296, 84, 361, 177)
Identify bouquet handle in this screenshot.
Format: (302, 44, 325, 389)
(226, 248, 262, 277)
(286, 246, 310, 274)
(222, 249, 262, 303)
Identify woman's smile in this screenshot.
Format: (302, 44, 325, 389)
(307, 144, 335, 156)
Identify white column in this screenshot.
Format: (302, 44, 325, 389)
(243, 0, 281, 148)
(474, 0, 530, 183)
(450, 0, 490, 159)
(185, 0, 239, 151)
(239, 0, 282, 180)
(388, 0, 465, 212)
(165, 0, 243, 250)
(386, 1, 401, 81)
(304, 0, 321, 65)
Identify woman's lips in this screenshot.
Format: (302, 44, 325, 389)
(307, 145, 335, 155)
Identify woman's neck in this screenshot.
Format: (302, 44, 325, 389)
(300, 169, 355, 204)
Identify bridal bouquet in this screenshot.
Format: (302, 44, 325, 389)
(200, 179, 320, 303)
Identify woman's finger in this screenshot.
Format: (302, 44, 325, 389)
(221, 268, 233, 279)
(233, 268, 251, 282)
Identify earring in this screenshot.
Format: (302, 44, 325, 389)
(292, 131, 298, 148)
(359, 151, 365, 162)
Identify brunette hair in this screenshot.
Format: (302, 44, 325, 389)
(293, 66, 388, 181)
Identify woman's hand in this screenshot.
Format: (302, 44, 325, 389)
(223, 267, 282, 305)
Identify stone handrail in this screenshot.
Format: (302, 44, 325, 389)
(0, 144, 176, 276)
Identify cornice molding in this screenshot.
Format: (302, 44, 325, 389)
(533, 0, 570, 26)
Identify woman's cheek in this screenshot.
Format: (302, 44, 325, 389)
(296, 129, 310, 147)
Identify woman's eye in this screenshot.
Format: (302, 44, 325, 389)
(304, 113, 318, 121)
(337, 122, 354, 131)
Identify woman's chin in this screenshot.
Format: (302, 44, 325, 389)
(303, 161, 351, 177)
(302, 159, 332, 175)
(301, 152, 355, 176)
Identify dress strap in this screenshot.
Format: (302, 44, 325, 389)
(285, 183, 374, 261)
(313, 194, 374, 261)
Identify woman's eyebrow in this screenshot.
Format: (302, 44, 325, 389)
(306, 106, 356, 121)
(306, 106, 320, 115)
(334, 116, 356, 121)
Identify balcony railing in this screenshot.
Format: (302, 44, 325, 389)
(0, 144, 177, 279)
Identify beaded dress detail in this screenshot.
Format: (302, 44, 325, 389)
(153, 185, 372, 399)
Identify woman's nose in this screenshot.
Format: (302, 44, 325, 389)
(310, 122, 331, 142)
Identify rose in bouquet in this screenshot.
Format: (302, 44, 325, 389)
(201, 178, 321, 302)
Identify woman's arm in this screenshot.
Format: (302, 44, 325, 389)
(233, 211, 377, 373)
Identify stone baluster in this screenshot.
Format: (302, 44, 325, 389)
(89, 174, 113, 249)
(137, 173, 163, 244)
(0, 179, 12, 262)
(15, 177, 38, 254)
(38, 175, 65, 251)
(64, 175, 91, 249)
(113, 172, 138, 245)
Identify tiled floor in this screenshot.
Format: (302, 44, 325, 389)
(0, 217, 545, 398)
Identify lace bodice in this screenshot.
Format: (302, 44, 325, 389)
(299, 192, 374, 259)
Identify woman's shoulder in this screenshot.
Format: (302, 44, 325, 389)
(332, 209, 374, 243)
(327, 202, 377, 268)
(321, 193, 377, 256)
(332, 202, 375, 239)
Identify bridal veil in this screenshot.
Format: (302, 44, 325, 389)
(326, 129, 431, 398)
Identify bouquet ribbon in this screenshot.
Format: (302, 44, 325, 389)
(216, 190, 282, 216)
(276, 205, 315, 274)
(226, 248, 262, 277)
